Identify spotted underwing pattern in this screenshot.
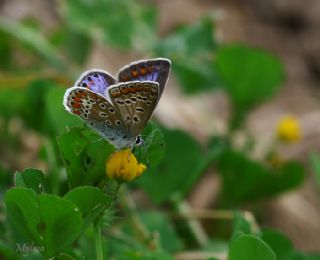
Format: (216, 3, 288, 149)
(64, 86, 128, 146)
(109, 81, 159, 137)
(118, 58, 170, 100)
(63, 58, 170, 149)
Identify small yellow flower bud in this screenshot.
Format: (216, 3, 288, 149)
(277, 115, 302, 143)
(106, 148, 147, 182)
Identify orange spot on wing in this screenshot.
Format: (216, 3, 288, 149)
(132, 70, 138, 77)
(121, 88, 129, 94)
(140, 67, 147, 75)
(76, 92, 87, 98)
(111, 92, 121, 98)
(129, 87, 137, 93)
(73, 110, 81, 115)
(74, 97, 81, 103)
(72, 103, 81, 108)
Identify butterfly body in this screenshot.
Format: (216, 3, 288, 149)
(63, 58, 171, 149)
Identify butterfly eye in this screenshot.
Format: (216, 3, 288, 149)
(135, 136, 143, 146)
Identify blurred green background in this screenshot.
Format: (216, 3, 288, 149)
(1, 0, 320, 259)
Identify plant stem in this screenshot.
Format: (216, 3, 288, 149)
(173, 198, 209, 247)
(113, 181, 121, 200)
(94, 181, 122, 260)
(94, 224, 103, 260)
(120, 186, 150, 242)
(170, 194, 211, 247)
(43, 137, 60, 195)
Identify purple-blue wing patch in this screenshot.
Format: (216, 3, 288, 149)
(75, 70, 116, 96)
(117, 58, 171, 98)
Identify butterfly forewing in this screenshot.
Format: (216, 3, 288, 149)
(118, 58, 170, 99)
(109, 81, 159, 138)
(64, 58, 170, 148)
(63, 87, 128, 144)
(75, 70, 116, 96)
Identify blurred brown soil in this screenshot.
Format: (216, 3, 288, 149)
(2, 0, 320, 252)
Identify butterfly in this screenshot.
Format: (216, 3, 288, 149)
(63, 58, 171, 149)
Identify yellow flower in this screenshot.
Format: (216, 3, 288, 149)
(276, 115, 302, 143)
(106, 148, 147, 182)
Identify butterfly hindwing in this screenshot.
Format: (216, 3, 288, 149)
(109, 81, 159, 138)
(75, 69, 116, 96)
(117, 58, 170, 99)
(63, 87, 128, 144)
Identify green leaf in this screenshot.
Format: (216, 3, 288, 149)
(121, 250, 174, 260)
(291, 251, 320, 260)
(267, 161, 305, 195)
(0, 29, 12, 70)
(45, 86, 82, 135)
(0, 240, 17, 260)
(206, 136, 230, 163)
(203, 240, 228, 255)
(137, 128, 206, 204)
(64, 186, 112, 227)
(14, 168, 46, 194)
(217, 149, 305, 206)
(0, 20, 66, 71)
(23, 80, 82, 136)
(229, 234, 276, 260)
(0, 88, 25, 120)
(62, 0, 156, 51)
(22, 79, 53, 133)
(5, 188, 83, 258)
(261, 229, 294, 260)
(133, 122, 165, 168)
(58, 127, 114, 187)
(216, 44, 284, 129)
(38, 194, 83, 257)
(309, 153, 320, 190)
(155, 18, 221, 93)
(63, 29, 92, 65)
(0, 164, 11, 190)
(5, 188, 40, 244)
(139, 211, 183, 252)
(231, 212, 252, 240)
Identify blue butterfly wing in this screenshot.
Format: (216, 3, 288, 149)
(75, 69, 116, 97)
(117, 58, 171, 99)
